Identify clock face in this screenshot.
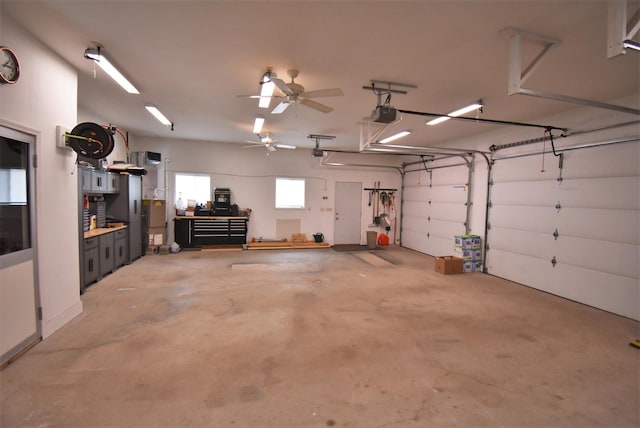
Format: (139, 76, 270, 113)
(0, 46, 20, 84)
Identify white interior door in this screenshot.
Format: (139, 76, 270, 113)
(486, 142, 640, 320)
(1, 125, 40, 365)
(334, 182, 362, 244)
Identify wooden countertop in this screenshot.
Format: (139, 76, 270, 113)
(84, 225, 127, 239)
(174, 216, 249, 220)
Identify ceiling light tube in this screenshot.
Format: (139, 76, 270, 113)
(271, 102, 289, 114)
(84, 48, 139, 94)
(623, 39, 640, 51)
(378, 130, 411, 144)
(427, 101, 483, 126)
(259, 70, 276, 108)
(145, 104, 172, 127)
(253, 115, 265, 134)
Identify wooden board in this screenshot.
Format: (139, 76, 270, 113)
(247, 242, 331, 250)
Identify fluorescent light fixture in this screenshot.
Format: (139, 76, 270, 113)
(271, 101, 289, 114)
(427, 101, 483, 126)
(623, 39, 640, 51)
(378, 130, 411, 144)
(84, 48, 139, 94)
(259, 70, 276, 108)
(253, 115, 265, 134)
(276, 144, 296, 150)
(145, 104, 172, 127)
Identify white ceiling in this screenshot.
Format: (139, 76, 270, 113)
(4, 1, 640, 151)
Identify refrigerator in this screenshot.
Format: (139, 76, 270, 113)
(107, 174, 143, 262)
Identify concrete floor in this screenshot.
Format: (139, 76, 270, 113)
(1, 246, 638, 427)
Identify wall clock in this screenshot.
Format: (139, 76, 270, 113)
(0, 46, 20, 84)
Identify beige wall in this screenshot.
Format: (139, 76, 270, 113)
(1, 12, 83, 338)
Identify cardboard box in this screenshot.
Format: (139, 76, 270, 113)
(463, 259, 483, 272)
(454, 234, 482, 249)
(454, 247, 482, 260)
(435, 256, 464, 275)
(148, 226, 165, 246)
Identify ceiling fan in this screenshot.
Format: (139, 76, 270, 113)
(270, 69, 343, 114)
(244, 132, 296, 152)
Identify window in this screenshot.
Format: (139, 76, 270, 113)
(275, 177, 305, 209)
(175, 173, 211, 208)
(0, 136, 31, 255)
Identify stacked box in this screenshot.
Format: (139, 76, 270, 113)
(454, 234, 483, 272)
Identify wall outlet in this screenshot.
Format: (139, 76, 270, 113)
(56, 125, 71, 149)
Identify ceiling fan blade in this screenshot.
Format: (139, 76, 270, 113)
(300, 98, 333, 113)
(266, 144, 277, 152)
(243, 144, 263, 149)
(271, 77, 295, 96)
(271, 101, 291, 114)
(301, 88, 343, 98)
(275, 144, 296, 150)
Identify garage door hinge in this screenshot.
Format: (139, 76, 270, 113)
(555, 202, 561, 212)
(488, 201, 493, 208)
(553, 229, 559, 240)
(487, 222, 491, 230)
(37, 307, 43, 320)
(489, 179, 494, 186)
(551, 256, 557, 267)
(428, 200, 431, 205)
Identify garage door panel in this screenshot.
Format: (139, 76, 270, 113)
(431, 167, 469, 185)
(403, 170, 430, 187)
(402, 216, 429, 234)
(488, 141, 640, 320)
(551, 263, 639, 320)
(556, 237, 638, 279)
(428, 235, 460, 256)
(490, 206, 557, 233)
(431, 185, 468, 203)
(491, 180, 559, 206)
(431, 204, 467, 222)
(490, 227, 552, 260)
(486, 249, 554, 292)
(402, 165, 469, 257)
(430, 219, 466, 241)
(492, 158, 558, 182)
(561, 143, 639, 178)
(557, 208, 639, 244)
(402, 233, 429, 254)
(557, 176, 638, 210)
(403, 186, 429, 202)
(403, 201, 428, 217)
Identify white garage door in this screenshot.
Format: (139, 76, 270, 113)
(401, 163, 470, 256)
(486, 141, 639, 320)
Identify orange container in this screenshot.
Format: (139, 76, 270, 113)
(377, 233, 389, 246)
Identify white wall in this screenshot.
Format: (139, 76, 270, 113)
(0, 13, 82, 337)
(131, 137, 403, 245)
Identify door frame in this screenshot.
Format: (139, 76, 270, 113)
(0, 121, 41, 367)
